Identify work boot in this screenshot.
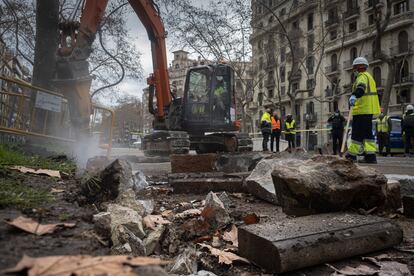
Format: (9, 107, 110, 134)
(345, 154, 356, 162)
(360, 154, 377, 164)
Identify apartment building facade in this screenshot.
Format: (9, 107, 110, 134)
(250, 0, 414, 149)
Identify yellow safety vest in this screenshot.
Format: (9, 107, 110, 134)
(260, 112, 271, 124)
(214, 86, 224, 96)
(285, 120, 296, 134)
(352, 71, 380, 116)
(376, 116, 389, 133)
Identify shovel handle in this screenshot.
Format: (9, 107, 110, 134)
(341, 107, 352, 154)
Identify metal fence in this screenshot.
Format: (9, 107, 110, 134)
(0, 75, 114, 156)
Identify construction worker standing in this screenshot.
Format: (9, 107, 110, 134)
(271, 111, 281, 152)
(346, 57, 381, 163)
(260, 108, 272, 151)
(375, 110, 391, 156)
(328, 110, 345, 155)
(402, 104, 414, 156)
(285, 114, 296, 151)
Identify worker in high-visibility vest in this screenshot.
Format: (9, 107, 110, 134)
(346, 57, 380, 163)
(375, 110, 391, 156)
(260, 108, 272, 151)
(285, 114, 296, 151)
(270, 111, 281, 152)
(402, 104, 414, 156)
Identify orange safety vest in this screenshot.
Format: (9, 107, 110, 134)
(271, 117, 281, 130)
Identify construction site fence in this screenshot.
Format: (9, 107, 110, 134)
(0, 75, 114, 156)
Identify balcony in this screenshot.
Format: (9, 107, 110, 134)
(394, 73, 414, 85)
(344, 6, 360, 20)
(364, 0, 383, 11)
(288, 70, 302, 81)
(325, 17, 339, 28)
(266, 78, 275, 87)
(390, 41, 414, 56)
(248, 101, 258, 110)
(325, 64, 340, 75)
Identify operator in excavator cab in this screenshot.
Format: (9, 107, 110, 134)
(213, 76, 226, 120)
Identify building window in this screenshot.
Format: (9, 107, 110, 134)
(347, 0, 358, 10)
(307, 13, 314, 31)
(394, 1, 409, 15)
(281, 86, 285, 95)
(280, 66, 285, 83)
(292, 82, 299, 93)
(397, 89, 411, 104)
(373, 66, 382, 86)
(398, 30, 409, 53)
(349, 21, 357, 33)
(350, 47, 357, 62)
(292, 20, 299, 29)
(306, 101, 315, 114)
(330, 29, 337, 40)
(395, 60, 409, 83)
(307, 34, 314, 52)
(281, 106, 286, 117)
(280, 47, 286, 62)
(268, 89, 274, 98)
(258, 92, 263, 106)
(306, 56, 314, 75)
(259, 57, 264, 70)
(368, 14, 375, 26)
(333, 100, 339, 112)
(331, 54, 338, 71)
(307, 79, 314, 96)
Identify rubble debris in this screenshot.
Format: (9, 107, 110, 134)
(85, 156, 110, 175)
(245, 159, 280, 205)
(115, 189, 146, 216)
(161, 225, 182, 255)
(271, 156, 398, 216)
(384, 180, 402, 210)
(238, 213, 403, 273)
(112, 225, 146, 256)
(2, 255, 170, 275)
(180, 219, 210, 239)
(192, 270, 218, 276)
(201, 192, 231, 228)
(170, 173, 244, 194)
(198, 243, 249, 265)
(93, 212, 111, 239)
(143, 215, 171, 230)
(222, 225, 238, 247)
(107, 204, 146, 240)
(214, 152, 269, 173)
(327, 264, 379, 275)
(171, 154, 218, 173)
(5, 216, 75, 236)
(403, 195, 414, 218)
(362, 256, 411, 275)
(385, 174, 414, 196)
(144, 224, 165, 256)
(218, 192, 232, 209)
(169, 247, 198, 275)
(175, 209, 202, 219)
(10, 166, 61, 178)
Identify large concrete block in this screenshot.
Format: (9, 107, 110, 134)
(238, 213, 403, 273)
(170, 176, 244, 194)
(386, 174, 414, 196)
(170, 154, 218, 173)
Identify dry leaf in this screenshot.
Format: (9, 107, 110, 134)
(230, 193, 244, 199)
(174, 208, 201, 219)
(143, 215, 171, 230)
(11, 166, 61, 178)
(5, 216, 75, 236)
(362, 257, 411, 276)
(2, 255, 171, 276)
(160, 210, 173, 217)
(222, 225, 238, 247)
(50, 188, 65, 193)
(243, 213, 259, 225)
(327, 263, 378, 275)
(198, 243, 249, 265)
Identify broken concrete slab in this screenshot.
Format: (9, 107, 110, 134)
(271, 156, 395, 216)
(107, 204, 146, 240)
(245, 158, 280, 205)
(403, 195, 414, 218)
(201, 192, 231, 228)
(92, 212, 111, 239)
(214, 152, 270, 173)
(383, 180, 402, 210)
(112, 224, 146, 256)
(238, 213, 403, 273)
(85, 156, 110, 175)
(170, 154, 218, 173)
(144, 225, 165, 256)
(385, 174, 414, 196)
(171, 177, 244, 194)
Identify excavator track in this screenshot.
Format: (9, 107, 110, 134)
(235, 133, 254, 152)
(192, 132, 253, 154)
(142, 130, 190, 157)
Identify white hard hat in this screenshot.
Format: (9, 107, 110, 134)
(352, 57, 369, 67)
(406, 104, 414, 112)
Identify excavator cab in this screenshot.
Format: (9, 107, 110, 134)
(182, 64, 238, 134)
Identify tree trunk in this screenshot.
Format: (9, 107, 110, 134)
(31, 0, 59, 133)
(241, 105, 247, 133)
(381, 62, 395, 114)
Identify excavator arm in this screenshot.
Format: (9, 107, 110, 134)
(55, 0, 172, 135)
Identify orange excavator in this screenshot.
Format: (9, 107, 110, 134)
(55, 0, 252, 155)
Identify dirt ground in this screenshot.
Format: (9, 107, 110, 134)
(0, 156, 413, 275)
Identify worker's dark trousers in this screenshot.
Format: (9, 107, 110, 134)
(349, 114, 376, 162)
(286, 133, 295, 149)
(377, 132, 390, 156)
(262, 131, 270, 151)
(331, 131, 343, 155)
(405, 134, 413, 154)
(270, 130, 281, 152)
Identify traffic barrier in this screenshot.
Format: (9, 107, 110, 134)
(0, 75, 114, 156)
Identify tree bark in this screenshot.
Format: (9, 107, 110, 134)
(31, 0, 59, 133)
(381, 62, 395, 114)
